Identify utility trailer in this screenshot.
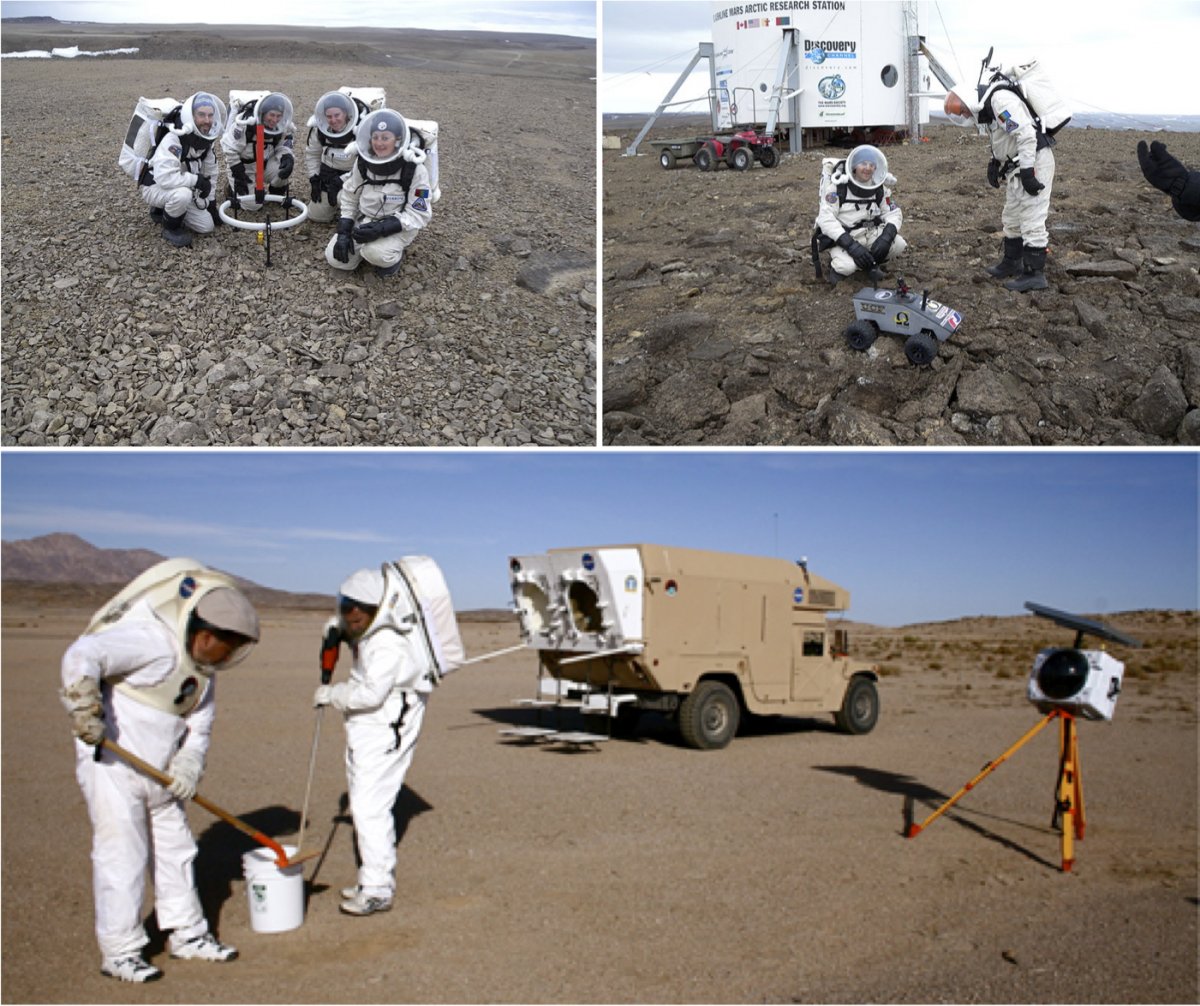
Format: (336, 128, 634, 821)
(504, 544, 880, 750)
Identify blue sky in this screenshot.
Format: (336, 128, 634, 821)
(602, 0, 1200, 117)
(0, 0, 596, 36)
(2, 451, 1195, 627)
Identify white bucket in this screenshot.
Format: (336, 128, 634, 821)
(242, 845, 305, 933)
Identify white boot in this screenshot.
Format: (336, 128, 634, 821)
(169, 932, 238, 962)
(339, 891, 393, 916)
(101, 954, 163, 983)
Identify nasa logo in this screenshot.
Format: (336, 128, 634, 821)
(825, 192, 839, 204)
(179, 576, 197, 599)
(582, 553, 595, 571)
(794, 587, 805, 604)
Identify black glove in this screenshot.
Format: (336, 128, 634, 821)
(333, 217, 355, 263)
(836, 232, 876, 271)
(1137, 140, 1189, 198)
(208, 201, 222, 228)
(194, 173, 211, 199)
(868, 223, 898, 264)
(231, 161, 250, 197)
(310, 175, 322, 202)
(327, 176, 344, 200)
(352, 217, 403, 243)
(987, 157, 1001, 189)
(278, 152, 294, 180)
(1018, 167, 1044, 196)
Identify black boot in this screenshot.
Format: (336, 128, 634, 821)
(374, 259, 403, 279)
(1005, 245, 1048, 292)
(986, 236, 1023, 278)
(148, 206, 165, 224)
(161, 212, 193, 248)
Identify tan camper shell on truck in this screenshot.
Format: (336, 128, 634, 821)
(507, 544, 880, 750)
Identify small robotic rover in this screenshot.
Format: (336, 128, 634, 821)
(842, 277, 964, 366)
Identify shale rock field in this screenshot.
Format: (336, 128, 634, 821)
(602, 121, 1200, 446)
(1, 28, 596, 446)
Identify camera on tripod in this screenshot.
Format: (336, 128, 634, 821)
(1024, 602, 1141, 722)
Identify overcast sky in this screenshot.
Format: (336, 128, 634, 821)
(3, 451, 1195, 628)
(602, 0, 1200, 117)
(0, 0, 596, 36)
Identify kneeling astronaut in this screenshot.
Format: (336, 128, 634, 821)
(141, 92, 226, 248)
(326, 109, 433, 279)
(815, 145, 906, 285)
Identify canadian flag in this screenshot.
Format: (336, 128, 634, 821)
(737, 20, 746, 29)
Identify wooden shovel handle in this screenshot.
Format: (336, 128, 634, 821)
(100, 737, 292, 867)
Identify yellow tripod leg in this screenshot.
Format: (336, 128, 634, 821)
(1056, 712, 1081, 872)
(907, 709, 1061, 838)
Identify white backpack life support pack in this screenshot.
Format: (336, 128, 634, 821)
(988, 59, 1071, 136)
(406, 118, 441, 203)
(338, 85, 387, 116)
(86, 558, 240, 716)
(365, 557, 464, 685)
(118, 96, 182, 184)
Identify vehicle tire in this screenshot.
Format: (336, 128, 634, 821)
(678, 680, 740, 750)
(659, 149, 676, 170)
(694, 145, 716, 172)
(758, 146, 779, 168)
(844, 320, 878, 352)
(834, 676, 879, 735)
(731, 147, 754, 171)
(904, 330, 938, 366)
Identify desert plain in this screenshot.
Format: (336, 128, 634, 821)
(2, 593, 1195, 1004)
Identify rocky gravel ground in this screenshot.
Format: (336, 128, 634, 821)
(603, 122, 1200, 446)
(2, 47, 596, 446)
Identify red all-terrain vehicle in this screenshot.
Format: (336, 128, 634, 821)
(693, 129, 779, 172)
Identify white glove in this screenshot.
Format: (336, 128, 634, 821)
(313, 683, 348, 711)
(61, 677, 105, 745)
(167, 750, 204, 800)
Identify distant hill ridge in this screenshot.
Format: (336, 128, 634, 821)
(0, 532, 513, 620)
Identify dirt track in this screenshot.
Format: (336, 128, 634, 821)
(2, 604, 1195, 1004)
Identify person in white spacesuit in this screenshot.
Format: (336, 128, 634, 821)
(60, 572, 259, 982)
(945, 85, 1055, 292)
(313, 568, 431, 916)
(815, 145, 907, 285)
(326, 109, 434, 278)
(221, 92, 296, 203)
(140, 92, 225, 248)
(305, 91, 361, 223)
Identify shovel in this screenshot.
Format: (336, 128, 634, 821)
(101, 737, 320, 869)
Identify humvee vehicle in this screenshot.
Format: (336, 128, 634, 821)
(843, 277, 964, 365)
(506, 544, 880, 750)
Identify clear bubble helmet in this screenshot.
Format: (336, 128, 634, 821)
(356, 108, 411, 167)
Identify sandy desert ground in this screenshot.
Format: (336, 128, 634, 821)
(0, 25, 596, 446)
(602, 120, 1200, 446)
(2, 598, 1195, 1004)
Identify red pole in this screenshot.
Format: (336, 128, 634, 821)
(255, 123, 265, 205)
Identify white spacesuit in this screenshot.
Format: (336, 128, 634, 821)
(60, 565, 259, 982)
(326, 109, 434, 278)
(945, 85, 1055, 292)
(815, 145, 907, 284)
(304, 91, 361, 223)
(140, 92, 225, 248)
(220, 92, 296, 202)
(314, 567, 434, 916)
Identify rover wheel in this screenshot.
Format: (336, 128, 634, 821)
(731, 147, 754, 171)
(758, 146, 779, 169)
(844, 320, 878, 352)
(659, 149, 676, 170)
(679, 680, 740, 750)
(694, 145, 716, 172)
(834, 676, 879, 735)
(905, 330, 938, 366)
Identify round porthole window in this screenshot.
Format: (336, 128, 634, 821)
(881, 65, 899, 87)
